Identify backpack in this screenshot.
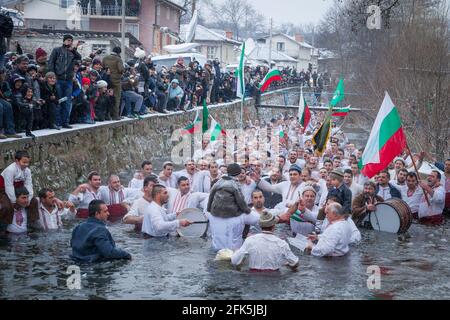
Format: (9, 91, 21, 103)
(0, 13, 14, 38)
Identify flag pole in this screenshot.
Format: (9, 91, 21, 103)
(406, 144, 430, 206)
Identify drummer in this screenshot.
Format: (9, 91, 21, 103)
(141, 185, 192, 238)
(351, 181, 384, 228)
(166, 177, 209, 216)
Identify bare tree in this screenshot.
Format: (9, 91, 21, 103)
(317, 0, 449, 160)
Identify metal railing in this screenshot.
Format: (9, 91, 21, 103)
(80, 4, 139, 17)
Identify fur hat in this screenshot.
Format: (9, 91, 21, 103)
(227, 163, 242, 177)
(35, 48, 47, 60)
(259, 210, 279, 228)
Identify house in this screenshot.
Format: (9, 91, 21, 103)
(11, 28, 142, 59)
(17, 0, 185, 55)
(245, 39, 298, 69)
(257, 33, 317, 71)
(179, 24, 241, 66)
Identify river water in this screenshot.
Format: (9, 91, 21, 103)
(1, 218, 449, 300)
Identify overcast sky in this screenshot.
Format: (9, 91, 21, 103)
(245, 0, 334, 26)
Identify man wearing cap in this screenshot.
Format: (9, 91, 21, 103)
(352, 181, 384, 228)
(305, 203, 352, 257)
(35, 48, 48, 75)
(327, 169, 352, 215)
(231, 210, 299, 272)
(289, 186, 319, 236)
(206, 163, 256, 251)
(102, 47, 124, 120)
(48, 34, 82, 129)
(253, 164, 305, 209)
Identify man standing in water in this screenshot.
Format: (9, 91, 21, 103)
(231, 211, 299, 272)
(69, 171, 103, 218)
(70, 200, 131, 262)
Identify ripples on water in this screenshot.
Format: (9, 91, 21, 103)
(1, 218, 449, 300)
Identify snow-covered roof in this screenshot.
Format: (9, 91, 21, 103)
(247, 43, 298, 63)
(258, 33, 315, 50)
(179, 24, 241, 45)
(318, 49, 338, 60)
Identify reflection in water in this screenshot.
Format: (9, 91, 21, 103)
(1, 218, 449, 299)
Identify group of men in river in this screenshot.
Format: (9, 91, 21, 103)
(0, 115, 448, 272)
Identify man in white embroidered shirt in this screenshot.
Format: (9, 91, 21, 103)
(141, 185, 191, 237)
(305, 202, 352, 257)
(231, 211, 299, 272)
(38, 188, 76, 231)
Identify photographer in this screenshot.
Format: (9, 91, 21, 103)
(48, 34, 82, 129)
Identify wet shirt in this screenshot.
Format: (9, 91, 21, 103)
(311, 220, 352, 257)
(231, 232, 299, 270)
(7, 207, 27, 234)
(418, 185, 445, 218)
(141, 201, 179, 237)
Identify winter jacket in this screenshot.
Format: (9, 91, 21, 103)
(70, 217, 131, 263)
(207, 175, 251, 218)
(327, 183, 353, 215)
(102, 52, 124, 84)
(48, 46, 81, 81)
(376, 183, 402, 200)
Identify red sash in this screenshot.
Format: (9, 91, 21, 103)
(419, 215, 444, 226)
(76, 208, 89, 219)
(0, 176, 24, 191)
(107, 204, 127, 220)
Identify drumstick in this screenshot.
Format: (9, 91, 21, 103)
(191, 221, 209, 224)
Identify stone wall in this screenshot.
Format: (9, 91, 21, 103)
(0, 86, 371, 196)
(0, 89, 293, 195)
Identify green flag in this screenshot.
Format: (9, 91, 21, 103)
(237, 42, 246, 99)
(330, 78, 345, 107)
(202, 99, 209, 133)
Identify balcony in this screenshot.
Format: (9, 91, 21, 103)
(79, 1, 140, 19)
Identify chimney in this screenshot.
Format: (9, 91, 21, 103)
(225, 31, 233, 40)
(295, 34, 304, 43)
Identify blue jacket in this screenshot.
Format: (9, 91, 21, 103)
(70, 217, 131, 263)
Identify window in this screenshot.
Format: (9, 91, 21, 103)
(92, 44, 108, 54)
(119, 23, 139, 39)
(60, 0, 74, 9)
(276, 42, 285, 52)
(207, 46, 218, 60)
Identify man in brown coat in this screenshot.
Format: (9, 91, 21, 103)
(102, 47, 124, 120)
(352, 181, 384, 228)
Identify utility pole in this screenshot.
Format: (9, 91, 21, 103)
(268, 18, 273, 68)
(121, 0, 126, 61)
(192, 0, 196, 18)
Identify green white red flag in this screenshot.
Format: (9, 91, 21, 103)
(182, 110, 201, 135)
(358, 92, 407, 178)
(332, 105, 351, 117)
(259, 68, 282, 92)
(298, 88, 311, 129)
(236, 42, 246, 99)
(208, 116, 226, 141)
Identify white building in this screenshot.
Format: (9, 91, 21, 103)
(257, 33, 318, 71)
(179, 24, 241, 66)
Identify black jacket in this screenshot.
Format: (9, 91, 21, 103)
(48, 46, 81, 81)
(327, 183, 353, 215)
(376, 184, 402, 200)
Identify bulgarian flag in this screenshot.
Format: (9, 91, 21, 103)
(358, 92, 407, 178)
(259, 68, 282, 92)
(298, 88, 311, 129)
(332, 105, 351, 117)
(182, 110, 201, 135)
(208, 116, 226, 141)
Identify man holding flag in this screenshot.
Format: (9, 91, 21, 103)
(312, 78, 345, 156)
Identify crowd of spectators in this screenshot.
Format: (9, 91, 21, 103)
(0, 33, 330, 140)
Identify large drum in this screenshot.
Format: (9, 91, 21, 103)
(177, 208, 209, 238)
(371, 198, 413, 234)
